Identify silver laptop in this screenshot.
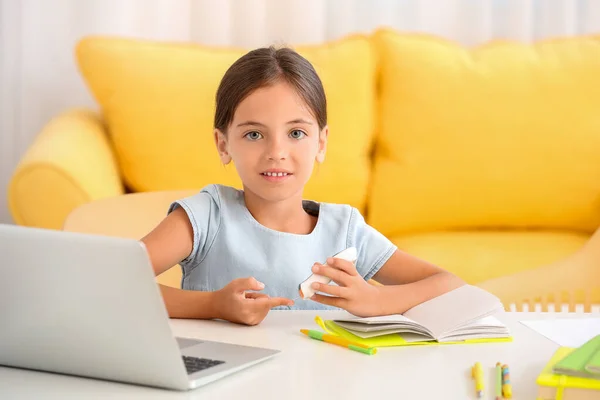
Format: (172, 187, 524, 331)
(0, 224, 279, 391)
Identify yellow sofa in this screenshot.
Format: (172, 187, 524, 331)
(9, 28, 600, 295)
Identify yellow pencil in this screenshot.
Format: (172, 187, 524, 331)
(472, 362, 484, 398)
(300, 329, 377, 355)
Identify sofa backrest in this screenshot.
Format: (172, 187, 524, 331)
(77, 29, 600, 236)
(367, 29, 600, 236)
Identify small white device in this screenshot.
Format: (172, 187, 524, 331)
(298, 247, 358, 300)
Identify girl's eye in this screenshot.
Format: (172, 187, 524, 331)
(245, 131, 263, 140)
(289, 130, 306, 139)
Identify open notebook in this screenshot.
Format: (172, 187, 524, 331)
(316, 284, 511, 347)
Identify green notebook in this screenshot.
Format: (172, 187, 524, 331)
(586, 343, 600, 375)
(537, 347, 600, 400)
(553, 334, 600, 379)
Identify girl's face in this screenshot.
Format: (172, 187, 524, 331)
(215, 81, 327, 203)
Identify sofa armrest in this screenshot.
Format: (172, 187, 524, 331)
(477, 243, 600, 312)
(63, 190, 196, 288)
(8, 109, 124, 229)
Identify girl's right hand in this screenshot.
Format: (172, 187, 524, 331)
(212, 277, 294, 326)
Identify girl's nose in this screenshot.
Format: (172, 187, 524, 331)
(266, 137, 288, 160)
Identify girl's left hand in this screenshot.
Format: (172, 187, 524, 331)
(309, 257, 385, 317)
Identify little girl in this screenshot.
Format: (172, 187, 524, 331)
(142, 46, 464, 325)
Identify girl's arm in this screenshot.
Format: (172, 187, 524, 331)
(141, 207, 219, 319)
(309, 249, 465, 317)
(371, 250, 465, 314)
(141, 208, 293, 323)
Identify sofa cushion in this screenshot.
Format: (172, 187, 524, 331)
(369, 28, 600, 236)
(390, 230, 589, 284)
(75, 35, 376, 212)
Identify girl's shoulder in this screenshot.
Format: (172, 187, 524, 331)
(307, 198, 361, 219)
(307, 199, 366, 237)
(181, 184, 244, 211)
(200, 183, 242, 201)
(168, 184, 244, 224)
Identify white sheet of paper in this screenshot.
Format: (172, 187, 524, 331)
(520, 318, 600, 347)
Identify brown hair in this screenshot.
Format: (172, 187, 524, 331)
(214, 46, 327, 133)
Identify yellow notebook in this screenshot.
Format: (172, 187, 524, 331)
(315, 285, 513, 347)
(537, 347, 600, 400)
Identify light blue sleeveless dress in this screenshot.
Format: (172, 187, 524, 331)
(168, 184, 397, 310)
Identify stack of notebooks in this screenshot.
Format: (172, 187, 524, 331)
(537, 334, 600, 400)
(315, 284, 512, 347)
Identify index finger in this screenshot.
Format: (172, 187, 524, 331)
(269, 297, 294, 308)
(251, 296, 294, 309)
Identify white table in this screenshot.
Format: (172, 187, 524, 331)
(0, 311, 588, 399)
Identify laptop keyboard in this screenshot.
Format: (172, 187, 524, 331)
(182, 356, 226, 374)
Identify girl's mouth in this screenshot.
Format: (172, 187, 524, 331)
(261, 172, 293, 182)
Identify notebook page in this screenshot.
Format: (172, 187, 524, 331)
(333, 313, 436, 337)
(520, 318, 600, 347)
(334, 314, 418, 325)
(333, 320, 429, 333)
(437, 316, 510, 341)
(343, 326, 433, 339)
(351, 329, 437, 342)
(403, 284, 505, 339)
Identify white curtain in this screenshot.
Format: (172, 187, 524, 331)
(2, 0, 600, 224)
